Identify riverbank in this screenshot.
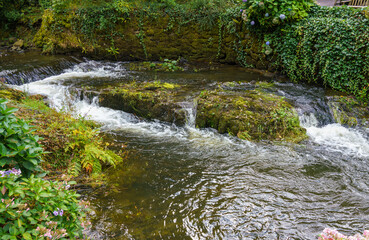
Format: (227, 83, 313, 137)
(0, 85, 125, 186)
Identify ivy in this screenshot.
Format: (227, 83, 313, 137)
(271, 6, 369, 100)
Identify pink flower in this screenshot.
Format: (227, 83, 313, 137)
(44, 231, 52, 238)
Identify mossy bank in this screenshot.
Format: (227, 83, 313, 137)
(0, 86, 125, 179)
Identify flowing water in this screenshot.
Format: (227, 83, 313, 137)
(1, 52, 369, 240)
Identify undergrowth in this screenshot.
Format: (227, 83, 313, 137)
(0, 88, 124, 177)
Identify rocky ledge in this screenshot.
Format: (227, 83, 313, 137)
(82, 81, 307, 142)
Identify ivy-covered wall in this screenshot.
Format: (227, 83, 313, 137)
(31, 5, 273, 70)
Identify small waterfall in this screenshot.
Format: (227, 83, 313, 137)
(10, 58, 368, 159)
(179, 101, 197, 128)
(14, 61, 239, 149)
(272, 82, 335, 127)
(307, 124, 369, 157)
(269, 83, 369, 158)
(0, 59, 78, 85)
(298, 112, 319, 128)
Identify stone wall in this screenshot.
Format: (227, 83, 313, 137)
(32, 10, 273, 70)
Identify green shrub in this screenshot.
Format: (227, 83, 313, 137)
(72, 4, 120, 42)
(0, 99, 44, 178)
(0, 0, 40, 26)
(0, 169, 90, 239)
(240, 0, 315, 29)
(271, 6, 369, 100)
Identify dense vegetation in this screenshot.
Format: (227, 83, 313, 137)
(0, 97, 91, 239)
(0, 88, 124, 177)
(271, 6, 369, 101)
(0, 87, 127, 238)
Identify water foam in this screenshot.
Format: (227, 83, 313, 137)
(14, 61, 242, 150)
(26, 60, 125, 85)
(298, 110, 369, 158)
(14, 60, 369, 157)
(306, 124, 369, 158)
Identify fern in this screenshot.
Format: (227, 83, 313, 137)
(92, 159, 102, 174)
(79, 144, 122, 174)
(68, 160, 81, 176)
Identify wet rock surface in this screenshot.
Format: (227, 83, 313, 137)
(327, 95, 369, 127)
(83, 81, 188, 125)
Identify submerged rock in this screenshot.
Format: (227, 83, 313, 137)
(196, 83, 307, 142)
(327, 95, 369, 127)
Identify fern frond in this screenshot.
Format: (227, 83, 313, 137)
(84, 144, 122, 167)
(92, 158, 102, 173)
(68, 161, 81, 177)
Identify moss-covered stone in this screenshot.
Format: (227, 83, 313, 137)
(28, 8, 271, 69)
(195, 83, 307, 142)
(93, 81, 187, 124)
(327, 95, 369, 127)
(82, 80, 306, 142)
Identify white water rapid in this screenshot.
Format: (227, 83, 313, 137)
(299, 113, 369, 158)
(12, 60, 369, 159)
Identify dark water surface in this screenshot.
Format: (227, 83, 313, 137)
(2, 52, 369, 240)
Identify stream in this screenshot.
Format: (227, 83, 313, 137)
(1, 52, 369, 240)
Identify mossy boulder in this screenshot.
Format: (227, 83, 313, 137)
(327, 95, 369, 127)
(95, 81, 187, 124)
(195, 83, 307, 142)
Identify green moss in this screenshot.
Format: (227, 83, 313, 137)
(28, 5, 269, 66)
(328, 95, 369, 127)
(128, 61, 184, 72)
(255, 81, 275, 89)
(95, 81, 186, 124)
(196, 84, 307, 142)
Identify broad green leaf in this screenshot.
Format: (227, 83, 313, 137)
(17, 219, 22, 228)
(39, 192, 52, 198)
(22, 233, 32, 240)
(22, 161, 35, 171)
